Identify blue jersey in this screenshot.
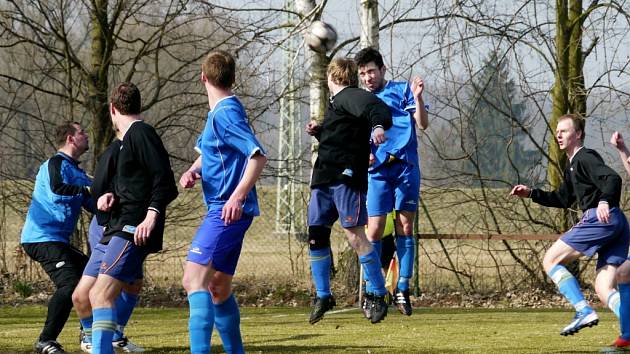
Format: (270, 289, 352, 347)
(196, 96, 265, 216)
(21, 152, 93, 244)
(370, 81, 419, 169)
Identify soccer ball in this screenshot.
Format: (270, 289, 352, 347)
(306, 21, 337, 53)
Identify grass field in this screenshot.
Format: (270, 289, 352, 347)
(0, 305, 623, 353)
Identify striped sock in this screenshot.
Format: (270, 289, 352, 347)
(188, 291, 214, 354)
(80, 316, 93, 344)
(359, 248, 387, 296)
(548, 265, 592, 314)
(214, 294, 244, 354)
(113, 291, 138, 341)
(608, 289, 621, 318)
(92, 307, 116, 354)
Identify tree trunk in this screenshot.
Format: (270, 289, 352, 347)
(359, 0, 379, 49)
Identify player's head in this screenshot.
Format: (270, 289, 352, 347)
(201, 50, 235, 90)
(110, 82, 142, 116)
(327, 57, 358, 90)
(55, 121, 89, 153)
(355, 47, 386, 92)
(556, 114, 585, 150)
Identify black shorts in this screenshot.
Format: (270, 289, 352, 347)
(22, 242, 88, 287)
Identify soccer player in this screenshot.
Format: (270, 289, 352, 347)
(72, 131, 144, 353)
(180, 50, 267, 354)
(510, 114, 629, 336)
(89, 82, 178, 354)
(305, 57, 392, 324)
(604, 131, 630, 349)
(354, 47, 429, 316)
(21, 122, 93, 354)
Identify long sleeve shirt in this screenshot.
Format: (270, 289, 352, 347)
(103, 121, 178, 252)
(311, 86, 393, 192)
(531, 148, 622, 211)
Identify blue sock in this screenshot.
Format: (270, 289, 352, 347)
(608, 290, 621, 318)
(113, 291, 138, 341)
(188, 291, 214, 354)
(396, 236, 415, 291)
(364, 240, 382, 294)
(548, 265, 592, 314)
(309, 247, 332, 298)
(214, 294, 244, 354)
(92, 307, 116, 354)
(619, 283, 630, 340)
(359, 248, 387, 296)
(80, 316, 93, 343)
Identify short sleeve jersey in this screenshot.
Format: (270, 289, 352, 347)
(196, 96, 265, 216)
(371, 81, 419, 169)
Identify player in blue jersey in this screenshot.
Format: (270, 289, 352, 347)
(72, 131, 145, 353)
(305, 57, 393, 325)
(180, 50, 267, 354)
(89, 83, 178, 354)
(21, 122, 92, 354)
(511, 114, 629, 336)
(355, 47, 429, 316)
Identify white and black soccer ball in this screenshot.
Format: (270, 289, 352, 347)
(306, 21, 337, 53)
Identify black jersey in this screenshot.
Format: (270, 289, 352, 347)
(531, 147, 622, 211)
(92, 139, 121, 226)
(311, 86, 392, 192)
(103, 121, 178, 252)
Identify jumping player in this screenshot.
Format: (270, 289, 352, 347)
(180, 50, 267, 354)
(354, 47, 429, 316)
(305, 57, 392, 324)
(510, 114, 629, 336)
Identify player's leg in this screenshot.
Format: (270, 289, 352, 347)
(307, 186, 338, 324)
(23, 242, 87, 354)
(90, 236, 146, 354)
(183, 261, 215, 354)
(392, 162, 420, 316)
(594, 265, 619, 317)
(206, 214, 251, 354)
(112, 279, 144, 352)
(612, 260, 630, 349)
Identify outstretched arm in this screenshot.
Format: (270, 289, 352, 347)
(411, 77, 429, 130)
(611, 131, 630, 176)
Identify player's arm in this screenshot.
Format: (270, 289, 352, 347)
(222, 151, 267, 225)
(582, 150, 622, 223)
(411, 77, 429, 130)
(364, 99, 393, 145)
(611, 131, 630, 176)
(180, 155, 202, 189)
(48, 155, 90, 197)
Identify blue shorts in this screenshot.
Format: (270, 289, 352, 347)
(561, 207, 630, 269)
(308, 182, 367, 228)
(367, 161, 420, 216)
(99, 236, 148, 283)
(186, 210, 253, 275)
(88, 216, 104, 251)
(84, 242, 144, 280)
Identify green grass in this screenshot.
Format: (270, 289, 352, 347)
(0, 305, 622, 353)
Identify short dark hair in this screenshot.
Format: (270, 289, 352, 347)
(202, 50, 235, 90)
(354, 47, 384, 69)
(327, 58, 358, 87)
(54, 121, 80, 148)
(110, 82, 141, 115)
(559, 114, 586, 141)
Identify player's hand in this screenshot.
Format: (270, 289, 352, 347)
(368, 153, 375, 167)
(97, 192, 115, 211)
(134, 209, 158, 246)
(222, 195, 244, 225)
(509, 185, 531, 198)
(305, 120, 320, 136)
(411, 76, 425, 101)
(179, 170, 201, 189)
(611, 131, 627, 151)
(597, 202, 610, 223)
(372, 127, 386, 145)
